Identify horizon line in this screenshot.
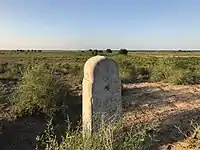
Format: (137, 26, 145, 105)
(1, 48, 200, 51)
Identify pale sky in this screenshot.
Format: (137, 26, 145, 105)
(0, 0, 200, 50)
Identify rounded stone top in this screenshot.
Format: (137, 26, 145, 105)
(83, 55, 118, 82)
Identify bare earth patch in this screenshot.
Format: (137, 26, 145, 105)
(122, 82, 200, 149)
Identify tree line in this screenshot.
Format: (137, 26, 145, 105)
(82, 48, 128, 55)
(13, 50, 42, 53)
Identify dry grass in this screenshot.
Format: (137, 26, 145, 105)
(35, 117, 159, 150)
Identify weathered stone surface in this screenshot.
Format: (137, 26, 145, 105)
(82, 55, 122, 134)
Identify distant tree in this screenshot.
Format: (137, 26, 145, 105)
(106, 49, 112, 53)
(38, 50, 42, 52)
(88, 49, 92, 52)
(118, 49, 128, 55)
(81, 50, 85, 53)
(98, 50, 103, 53)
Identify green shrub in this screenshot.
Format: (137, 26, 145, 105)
(135, 66, 150, 80)
(10, 63, 69, 117)
(180, 71, 200, 85)
(150, 57, 175, 82)
(118, 60, 136, 80)
(150, 57, 200, 85)
(174, 58, 198, 71)
(35, 119, 158, 150)
(167, 69, 188, 85)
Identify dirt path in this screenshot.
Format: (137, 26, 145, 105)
(122, 82, 200, 149)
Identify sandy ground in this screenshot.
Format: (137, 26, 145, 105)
(122, 82, 200, 149)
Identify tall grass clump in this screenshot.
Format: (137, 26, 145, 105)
(35, 118, 158, 150)
(70, 63, 84, 83)
(150, 57, 200, 85)
(119, 60, 136, 80)
(10, 63, 68, 117)
(51, 61, 84, 85)
(113, 56, 136, 80)
(112, 55, 157, 81)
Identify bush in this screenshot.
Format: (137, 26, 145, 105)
(180, 71, 200, 85)
(150, 57, 200, 85)
(136, 67, 150, 76)
(150, 58, 174, 82)
(118, 49, 128, 55)
(10, 63, 69, 117)
(106, 49, 112, 53)
(174, 58, 198, 71)
(118, 60, 136, 80)
(98, 50, 103, 53)
(135, 66, 150, 80)
(35, 118, 158, 150)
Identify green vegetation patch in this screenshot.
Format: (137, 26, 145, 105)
(35, 119, 159, 150)
(10, 63, 69, 117)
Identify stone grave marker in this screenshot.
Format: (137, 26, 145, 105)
(82, 55, 122, 134)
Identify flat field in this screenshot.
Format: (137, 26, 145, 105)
(0, 50, 200, 150)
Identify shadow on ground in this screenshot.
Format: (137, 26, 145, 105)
(0, 116, 46, 150)
(0, 95, 82, 150)
(153, 108, 200, 149)
(122, 82, 200, 149)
